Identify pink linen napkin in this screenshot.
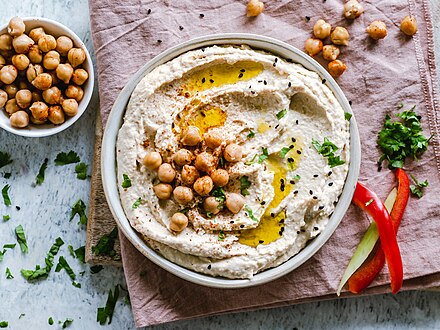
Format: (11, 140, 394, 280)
(88, 0, 440, 327)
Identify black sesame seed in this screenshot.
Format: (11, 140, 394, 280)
(201, 112, 206, 117)
(251, 91, 255, 94)
(313, 174, 318, 178)
(16, 206, 20, 210)
(240, 224, 245, 228)
(275, 124, 279, 129)
(279, 231, 283, 236)
(290, 180, 295, 184)
(288, 82, 292, 88)
(319, 205, 324, 210)
(287, 158, 294, 163)
(313, 196, 318, 200)
(322, 79, 326, 84)
(147, 8, 151, 14)
(290, 145, 294, 149)
(157, 39, 162, 43)
(208, 265, 212, 269)
(202, 77, 206, 83)
(259, 240, 264, 244)
(328, 182, 334, 186)
(273, 63, 276, 67)
(260, 201, 266, 205)
(209, 79, 214, 83)
(238, 73, 244, 78)
(179, 26, 184, 30)
(245, 212, 248, 216)
(294, 190, 298, 194)
(349, 100, 352, 106)
(240, 69, 246, 72)
(199, 13, 205, 18)
(201, 48, 205, 52)
(271, 213, 275, 217)
(328, 171, 332, 176)
(275, 58, 278, 63)
(297, 231, 300, 234)
(279, 219, 285, 224)
(314, 226, 319, 230)
(305, 16, 311, 21)
(301, 229, 306, 232)
(297, 150, 302, 154)
(286, 58, 293, 63)
(280, 178, 285, 183)
(291, 137, 296, 142)
(296, 120, 299, 125)
(280, 227, 285, 232)
(230, 220, 234, 224)
(263, 80, 267, 85)
(249, 85, 252, 89)
(309, 190, 313, 195)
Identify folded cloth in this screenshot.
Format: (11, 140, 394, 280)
(88, 0, 440, 327)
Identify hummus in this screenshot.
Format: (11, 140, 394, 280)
(117, 45, 350, 279)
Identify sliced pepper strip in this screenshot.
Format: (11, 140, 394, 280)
(348, 169, 409, 294)
(351, 182, 403, 294)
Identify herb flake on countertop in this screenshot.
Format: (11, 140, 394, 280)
(60, 318, 73, 328)
(48, 317, 54, 325)
(240, 176, 252, 196)
(70, 199, 87, 225)
(55, 151, 80, 166)
(2, 184, 11, 206)
(245, 205, 258, 222)
(55, 256, 76, 280)
(92, 227, 119, 260)
(15, 225, 28, 253)
(74, 246, 85, 263)
(3, 215, 10, 221)
(75, 163, 88, 180)
(97, 285, 120, 325)
(35, 158, 48, 185)
(312, 137, 345, 168)
(0, 321, 8, 328)
(276, 109, 287, 120)
(0, 152, 12, 169)
(5, 267, 13, 279)
(121, 174, 132, 188)
(410, 175, 428, 198)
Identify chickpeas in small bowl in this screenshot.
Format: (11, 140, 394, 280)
(0, 17, 94, 137)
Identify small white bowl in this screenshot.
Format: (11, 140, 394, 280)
(102, 34, 361, 288)
(0, 17, 94, 137)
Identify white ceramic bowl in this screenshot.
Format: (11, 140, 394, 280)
(102, 34, 361, 288)
(0, 17, 94, 137)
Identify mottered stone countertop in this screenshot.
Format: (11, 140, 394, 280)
(0, 1, 439, 329)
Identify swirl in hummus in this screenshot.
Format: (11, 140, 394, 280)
(117, 45, 350, 279)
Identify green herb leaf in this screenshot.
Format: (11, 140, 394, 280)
(75, 163, 88, 180)
(3, 244, 16, 249)
(48, 317, 54, 325)
(74, 246, 85, 263)
(70, 199, 87, 225)
(217, 230, 226, 241)
(60, 318, 73, 328)
(328, 155, 346, 168)
(293, 174, 301, 181)
(90, 265, 104, 274)
(3, 215, 10, 221)
(55, 256, 76, 280)
(0, 151, 12, 169)
(35, 158, 48, 185)
(92, 227, 118, 259)
(276, 109, 287, 120)
(72, 281, 81, 288)
(247, 130, 255, 139)
(279, 147, 291, 158)
(312, 138, 345, 168)
(3, 173, 11, 179)
(245, 205, 258, 222)
(344, 112, 352, 121)
(206, 211, 214, 219)
(409, 175, 428, 198)
(2, 184, 11, 206)
(121, 174, 132, 188)
(0, 321, 8, 328)
(258, 147, 269, 163)
(397, 102, 404, 109)
(15, 225, 28, 253)
(132, 197, 142, 209)
(211, 187, 226, 205)
(5, 267, 13, 279)
(239, 176, 252, 196)
(55, 151, 80, 166)
(68, 245, 75, 257)
(97, 285, 120, 325)
(179, 207, 190, 215)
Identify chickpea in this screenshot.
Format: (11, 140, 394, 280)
(181, 165, 200, 186)
(344, 0, 364, 19)
(29, 101, 49, 121)
(157, 163, 176, 183)
(15, 89, 32, 109)
(224, 143, 243, 162)
(42, 86, 61, 105)
(0, 65, 18, 85)
(322, 45, 340, 61)
(48, 105, 65, 125)
(65, 85, 83, 101)
(29, 44, 44, 63)
(366, 21, 387, 40)
(29, 27, 46, 43)
(38, 34, 56, 53)
(5, 99, 19, 115)
(328, 60, 347, 78)
(173, 186, 194, 204)
(56, 36, 73, 56)
(400, 16, 418, 36)
(31, 73, 52, 90)
(153, 183, 173, 200)
(12, 34, 35, 54)
(169, 213, 188, 232)
(72, 68, 88, 86)
(0, 89, 7, 108)
(10, 110, 29, 128)
(56, 63, 74, 84)
(8, 17, 25, 37)
(4, 84, 18, 99)
(0, 55, 5, 69)
(142, 151, 162, 170)
(43, 51, 60, 70)
(32, 90, 43, 102)
(246, 0, 264, 17)
(193, 176, 213, 196)
(181, 125, 202, 146)
(203, 197, 222, 215)
(12, 54, 30, 71)
(194, 151, 216, 173)
(173, 149, 193, 166)
(204, 130, 224, 148)
(225, 193, 245, 214)
(30, 115, 47, 125)
(210, 169, 229, 187)
(331, 27, 350, 46)
(61, 98, 78, 116)
(0, 34, 13, 51)
(67, 48, 86, 68)
(26, 64, 43, 83)
(313, 19, 332, 39)
(304, 38, 323, 57)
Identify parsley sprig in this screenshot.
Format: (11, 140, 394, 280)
(246, 147, 269, 165)
(35, 158, 49, 185)
(410, 175, 428, 198)
(15, 225, 28, 253)
(55, 151, 80, 166)
(97, 285, 121, 325)
(75, 163, 88, 180)
(312, 137, 345, 168)
(121, 174, 132, 188)
(245, 205, 258, 222)
(70, 199, 87, 225)
(2, 184, 11, 206)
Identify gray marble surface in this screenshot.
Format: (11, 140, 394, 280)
(0, 1, 439, 329)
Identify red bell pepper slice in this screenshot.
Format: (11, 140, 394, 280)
(348, 169, 410, 294)
(351, 181, 404, 294)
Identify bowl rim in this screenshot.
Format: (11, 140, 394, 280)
(101, 33, 361, 289)
(0, 16, 94, 138)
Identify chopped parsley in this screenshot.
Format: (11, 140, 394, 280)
(121, 174, 132, 188)
(218, 155, 226, 168)
(276, 109, 287, 119)
(3, 215, 10, 221)
(179, 207, 190, 215)
(293, 174, 301, 181)
(90, 265, 104, 274)
(35, 158, 48, 185)
(0, 151, 12, 169)
(75, 163, 88, 180)
(5, 267, 13, 279)
(218, 230, 226, 241)
(377, 108, 430, 169)
(247, 130, 255, 139)
(0, 321, 8, 328)
(132, 197, 142, 209)
(15, 225, 28, 253)
(97, 285, 120, 325)
(0, 244, 16, 261)
(312, 138, 345, 168)
(48, 317, 54, 325)
(60, 318, 73, 328)
(211, 187, 226, 205)
(70, 199, 87, 225)
(68, 245, 75, 257)
(55, 256, 76, 280)
(92, 227, 119, 260)
(279, 147, 291, 158)
(245, 205, 258, 222)
(206, 211, 214, 219)
(344, 112, 352, 121)
(410, 175, 428, 198)
(3, 173, 11, 179)
(258, 147, 269, 163)
(2, 184, 11, 206)
(74, 246, 85, 263)
(240, 176, 252, 196)
(55, 151, 80, 165)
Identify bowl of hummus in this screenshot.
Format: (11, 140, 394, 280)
(102, 34, 361, 288)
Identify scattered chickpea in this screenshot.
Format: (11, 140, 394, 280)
(181, 165, 200, 186)
(366, 21, 387, 40)
(38, 34, 57, 53)
(0, 34, 13, 51)
(204, 130, 224, 148)
(203, 197, 222, 215)
(313, 19, 332, 39)
(30, 114, 47, 125)
(224, 144, 243, 162)
(31, 72, 52, 90)
(246, 0, 264, 17)
(42, 86, 61, 105)
(225, 193, 245, 214)
(331, 27, 350, 46)
(29, 27, 46, 43)
(0, 55, 5, 69)
(4, 84, 18, 99)
(328, 60, 347, 78)
(67, 48, 86, 68)
(157, 163, 176, 183)
(194, 176, 214, 196)
(72, 68, 88, 85)
(15, 89, 32, 109)
(173, 149, 193, 166)
(12, 34, 34, 54)
(8, 17, 26, 37)
(322, 45, 340, 61)
(56, 63, 74, 84)
(304, 38, 323, 57)
(12, 54, 30, 70)
(170, 213, 188, 232)
(43, 50, 60, 70)
(181, 125, 202, 146)
(61, 98, 78, 116)
(28, 45, 42, 63)
(344, 0, 364, 19)
(210, 169, 229, 187)
(0, 65, 18, 84)
(400, 15, 418, 36)
(173, 186, 194, 204)
(56, 36, 73, 56)
(0, 89, 7, 108)
(65, 85, 83, 102)
(48, 105, 65, 125)
(10, 111, 29, 128)
(142, 151, 162, 170)
(26, 63, 43, 83)
(153, 183, 173, 200)
(195, 151, 216, 173)
(30, 101, 49, 121)
(5, 99, 19, 115)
